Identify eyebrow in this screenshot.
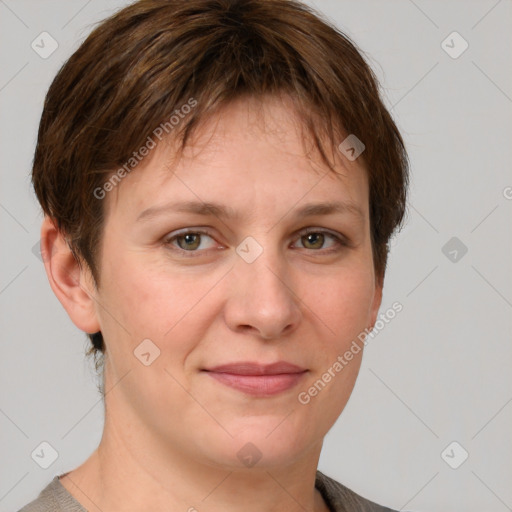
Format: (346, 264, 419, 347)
(136, 200, 365, 223)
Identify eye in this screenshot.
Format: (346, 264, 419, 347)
(292, 228, 348, 252)
(164, 229, 218, 254)
(163, 227, 349, 257)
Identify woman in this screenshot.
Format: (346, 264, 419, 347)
(20, 0, 410, 510)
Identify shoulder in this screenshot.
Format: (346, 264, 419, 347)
(315, 470, 406, 512)
(17, 476, 86, 512)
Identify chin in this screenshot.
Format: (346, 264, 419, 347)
(198, 417, 315, 470)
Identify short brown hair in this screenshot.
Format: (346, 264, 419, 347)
(32, 0, 409, 360)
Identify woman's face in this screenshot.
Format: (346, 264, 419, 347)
(91, 94, 382, 470)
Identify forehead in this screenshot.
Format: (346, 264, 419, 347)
(104, 94, 369, 224)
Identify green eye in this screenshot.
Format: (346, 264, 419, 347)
(165, 230, 216, 252)
(164, 227, 348, 258)
(176, 233, 202, 250)
(294, 229, 347, 252)
(301, 232, 325, 250)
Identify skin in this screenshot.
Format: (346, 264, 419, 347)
(41, 93, 383, 512)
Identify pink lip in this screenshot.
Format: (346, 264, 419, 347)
(202, 361, 308, 397)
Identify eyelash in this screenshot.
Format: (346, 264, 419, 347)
(163, 227, 349, 257)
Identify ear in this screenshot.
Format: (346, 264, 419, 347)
(368, 274, 383, 330)
(40, 216, 100, 334)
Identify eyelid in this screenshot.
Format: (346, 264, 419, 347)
(163, 226, 350, 256)
(295, 227, 350, 246)
(163, 228, 221, 256)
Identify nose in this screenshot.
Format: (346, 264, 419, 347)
(223, 244, 302, 341)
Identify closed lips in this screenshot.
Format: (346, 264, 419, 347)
(202, 361, 309, 396)
(203, 361, 308, 375)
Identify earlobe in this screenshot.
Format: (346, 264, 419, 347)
(40, 216, 101, 334)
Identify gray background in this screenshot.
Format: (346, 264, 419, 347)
(1, 0, 511, 510)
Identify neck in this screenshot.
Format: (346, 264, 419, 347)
(60, 412, 329, 512)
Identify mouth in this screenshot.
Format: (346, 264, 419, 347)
(201, 361, 308, 397)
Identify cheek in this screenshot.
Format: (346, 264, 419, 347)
(98, 253, 218, 352)
(306, 267, 375, 411)
(296, 271, 373, 427)
(306, 266, 376, 347)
